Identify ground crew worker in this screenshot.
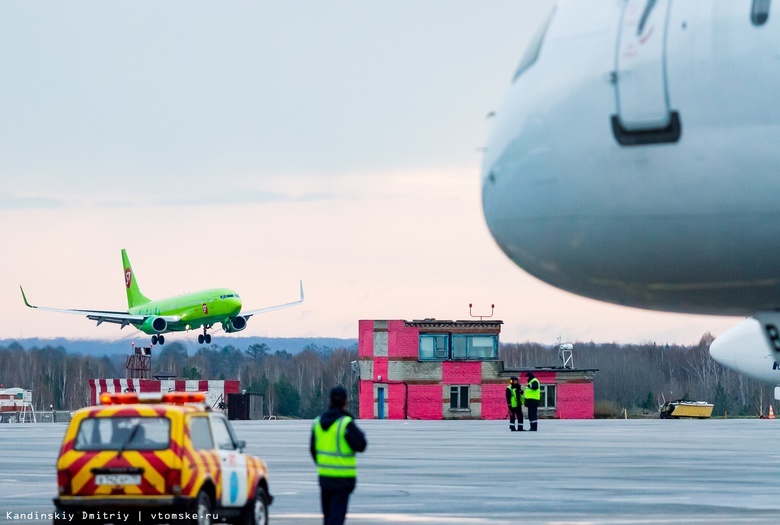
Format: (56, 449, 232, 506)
(310, 386, 367, 525)
(506, 376, 524, 431)
(525, 371, 541, 431)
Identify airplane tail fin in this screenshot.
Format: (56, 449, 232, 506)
(121, 249, 151, 308)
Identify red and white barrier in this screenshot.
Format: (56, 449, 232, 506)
(89, 379, 240, 409)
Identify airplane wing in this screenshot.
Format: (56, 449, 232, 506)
(241, 280, 305, 318)
(20, 286, 180, 328)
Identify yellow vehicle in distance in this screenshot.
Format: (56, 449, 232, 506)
(54, 392, 272, 525)
(659, 400, 714, 419)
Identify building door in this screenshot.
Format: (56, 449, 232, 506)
(615, 0, 672, 131)
(377, 387, 385, 419)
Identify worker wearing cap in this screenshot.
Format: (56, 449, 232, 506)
(506, 376, 524, 431)
(525, 372, 541, 431)
(310, 386, 367, 525)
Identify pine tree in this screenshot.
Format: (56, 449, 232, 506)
(713, 383, 730, 417)
(275, 375, 301, 417)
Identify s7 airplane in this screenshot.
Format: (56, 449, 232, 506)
(20, 249, 304, 345)
(480, 1, 780, 393)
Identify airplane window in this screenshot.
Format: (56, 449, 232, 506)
(752, 0, 770, 26)
(513, 7, 556, 82)
(637, 0, 658, 36)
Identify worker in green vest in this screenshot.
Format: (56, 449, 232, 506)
(525, 372, 541, 431)
(310, 386, 367, 525)
(505, 376, 524, 431)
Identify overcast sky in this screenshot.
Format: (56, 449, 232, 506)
(1, 1, 741, 346)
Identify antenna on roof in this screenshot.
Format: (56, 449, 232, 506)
(559, 342, 574, 369)
(469, 303, 495, 321)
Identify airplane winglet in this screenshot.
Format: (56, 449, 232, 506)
(240, 280, 305, 318)
(20, 286, 35, 309)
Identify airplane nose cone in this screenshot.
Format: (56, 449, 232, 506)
(708, 333, 737, 370)
(480, 3, 628, 310)
(230, 297, 242, 313)
(709, 318, 766, 372)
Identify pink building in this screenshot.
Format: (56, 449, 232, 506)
(358, 319, 597, 420)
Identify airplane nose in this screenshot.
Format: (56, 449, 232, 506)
(708, 333, 737, 370)
(709, 318, 766, 372)
(230, 297, 242, 313)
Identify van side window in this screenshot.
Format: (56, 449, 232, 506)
(190, 417, 214, 450)
(211, 417, 236, 450)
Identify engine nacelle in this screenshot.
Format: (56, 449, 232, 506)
(223, 316, 247, 333)
(141, 316, 168, 334)
(709, 315, 780, 390)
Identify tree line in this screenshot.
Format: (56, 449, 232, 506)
(500, 333, 776, 417)
(0, 334, 774, 417)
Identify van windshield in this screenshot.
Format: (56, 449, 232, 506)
(74, 417, 170, 451)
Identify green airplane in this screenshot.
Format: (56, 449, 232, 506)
(20, 249, 304, 345)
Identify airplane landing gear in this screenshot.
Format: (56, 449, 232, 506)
(151, 335, 165, 345)
(197, 327, 212, 345)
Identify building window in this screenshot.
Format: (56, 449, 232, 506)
(539, 384, 557, 409)
(450, 385, 469, 410)
(420, 334, 449, 360)
(451, 335, 498, 359)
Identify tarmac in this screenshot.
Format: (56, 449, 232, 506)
(1, 418, 780, 524)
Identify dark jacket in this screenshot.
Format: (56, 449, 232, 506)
(310, 407, 367, 489)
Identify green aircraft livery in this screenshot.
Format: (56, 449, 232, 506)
(21, 249, 304, 345)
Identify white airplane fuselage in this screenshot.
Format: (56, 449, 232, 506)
(481, 0, 780, 388)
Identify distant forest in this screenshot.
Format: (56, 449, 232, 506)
(0, 334, 774, 417)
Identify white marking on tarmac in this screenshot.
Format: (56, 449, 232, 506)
(0, 492, 50, 499)
(274, 515, 499, 523)
(1, 473, 54, 477)
(544, 516, 766, 525)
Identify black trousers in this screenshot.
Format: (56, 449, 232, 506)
(509, 406, 523, 429)
(320, 477, 356, 525)
(526, 399, 539, 431)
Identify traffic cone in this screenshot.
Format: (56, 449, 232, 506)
(770, 406, 775, 419)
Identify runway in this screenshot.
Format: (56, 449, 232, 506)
(1, 419, 779, 524)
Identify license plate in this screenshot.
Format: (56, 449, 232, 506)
(95, 474, 141, 486)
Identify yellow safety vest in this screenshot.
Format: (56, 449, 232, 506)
(313, 416, 357, 478)
(525, 378, 541, 401)
(507, 385, 519, 408)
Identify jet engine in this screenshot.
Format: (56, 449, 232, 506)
(709, 314, 780, 398)
(141, 316, 168, 334)
(223, 316, 247, 333)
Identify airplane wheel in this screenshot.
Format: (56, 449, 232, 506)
(205, 334, 212, 344)
(198, 334, 205, 344)
(151, 335, 158, 345)
(158, 335, 165, 345)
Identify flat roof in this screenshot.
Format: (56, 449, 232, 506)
(502, 367, 600, 373)
(406, 319, 503, 329)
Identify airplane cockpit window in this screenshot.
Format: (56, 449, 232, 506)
(513, 6, 556, 82)
(752, 0, 770, 26)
